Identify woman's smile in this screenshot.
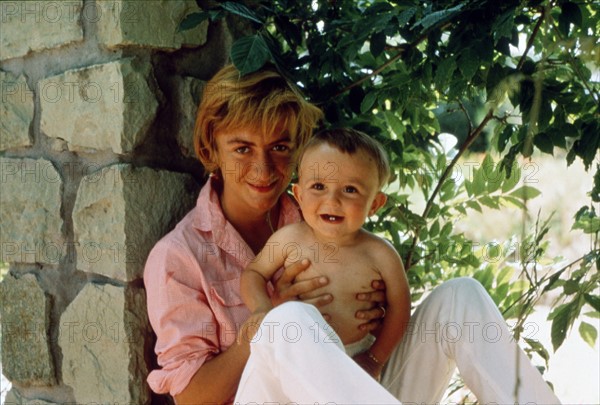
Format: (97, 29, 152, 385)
(247, 179, 279, 193)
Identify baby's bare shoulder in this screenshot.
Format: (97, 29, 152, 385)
(271, 222, 311, 242)
(357, 231, 403, 268)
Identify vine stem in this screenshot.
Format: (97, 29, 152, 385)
(405, 109, 494, 270)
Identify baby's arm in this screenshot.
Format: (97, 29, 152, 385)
(240, 227, 292, 314)
(365, 240, 410, 365)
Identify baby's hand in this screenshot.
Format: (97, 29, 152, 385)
(353, 351, 383, 381)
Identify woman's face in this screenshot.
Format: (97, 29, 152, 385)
(213, 127, 296, 216)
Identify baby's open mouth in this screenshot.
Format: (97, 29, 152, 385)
(320, 214, 343, 223)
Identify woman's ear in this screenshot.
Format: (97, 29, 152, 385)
(292, 183, 302, 204)
(368, 192, 387, 216)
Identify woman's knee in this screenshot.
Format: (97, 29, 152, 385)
(420, 277, 491, 315)
(444, 277, 487, 296)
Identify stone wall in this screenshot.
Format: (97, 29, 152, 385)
(0, 1, 236, 403)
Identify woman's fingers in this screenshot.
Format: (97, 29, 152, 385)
(354, 279, 388, 331)
(356, 290, 386, 304)
(277, 258, 311, 284)
(356, 305, 386, 321)
(272, 259, 331, 306)
(298, 288, 333, 307)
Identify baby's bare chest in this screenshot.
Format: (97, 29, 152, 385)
(289, 244, 381, 296)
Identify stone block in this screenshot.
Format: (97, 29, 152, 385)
(59, 283, 151, 404)
(0, 274, 56, 386)
(72, 164, 197, 281)
(4, 388, 58, 405)
(96, 0, 208, 50)
(39, 58, 159, 154)
(0, 1, 83, 61)
(0, 158, 64, 264)
(0, 71, 34, 150)
(173, 76, 205, 158)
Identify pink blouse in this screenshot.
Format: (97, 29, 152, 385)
(143, 177, 301, 397)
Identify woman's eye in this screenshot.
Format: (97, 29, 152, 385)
(343, 186, 358, 193)
(235, 146, 250, 154)
(311, 183, 325, 190)
(272, 144, 289, 152)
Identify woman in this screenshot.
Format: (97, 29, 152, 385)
(144, 64, 560, 404)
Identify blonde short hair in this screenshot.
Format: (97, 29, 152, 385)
(194, 64, 323, 173)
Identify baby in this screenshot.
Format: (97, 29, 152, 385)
(241, 128, 410, 379)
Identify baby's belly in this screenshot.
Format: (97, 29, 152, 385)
(296, 264, 380, 345)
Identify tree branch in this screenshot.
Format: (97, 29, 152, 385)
(517, 7, 545, 71)
(405, 109, 495, 270)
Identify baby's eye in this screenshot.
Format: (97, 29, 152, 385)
(311, 183, 325, 190)
(343, 186, 358, 193)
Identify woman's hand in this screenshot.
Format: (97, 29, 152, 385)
(271, 258, 332, 308)
(355, 279, 387, 332)
(353, 351, 383, 381)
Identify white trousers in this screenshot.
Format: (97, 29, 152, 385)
(234, 278, 561, 405)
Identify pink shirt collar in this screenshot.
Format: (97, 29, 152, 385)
(192, 175, 301, 264)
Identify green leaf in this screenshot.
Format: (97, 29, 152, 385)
(414, 4, 464, 31)
(584, 294, 600, 312)
(466, 200, 482, 213)
(572, 120, 600, 170)
(397, 7, 417, 27)
(430, 220, 440, 236)
(440, 221, 452, 237)
(492, 9, 515, 42)
(592, 166, 600, 203)
(231, 35, 271, 76)
(435, 57, 457, 89)
(472, 165, 487, 195)
(178, 12, 210, 32)
(482, 155, 502, 193)
(458, 47, 479, 80)
(560, 2, 583, 28)
(474, 266, 494, 290)
(385, 112, 405, 140)
(501, 196, 526, 209)
(584, 311, 600, 319)
(501, 163, 520, 192)
(572, 206, 600, 234)
(579, 321, 597, 349)
(510, 185, 542, 200)
(563, 280, 579, 295)
(479, 195, 500, 209)
(551, 302, 575, 351)
(498, 125, 513, 153)
(524, 337, 550, 366)
(497, 266, 514, 285)
(361, 91, 379, 113)
(534, 132, 554, 155)
(370, 31, 386, 57)
(220, 2, 263, 24)
(572, 216, 600, 234)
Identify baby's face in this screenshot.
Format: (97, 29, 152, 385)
(293, 143, 384, 241)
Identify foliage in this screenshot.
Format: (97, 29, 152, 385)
(183, 0, 600, 387)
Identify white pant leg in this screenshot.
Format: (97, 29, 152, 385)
(234, 302, 401, 405)
(381, 278, 561, 405)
